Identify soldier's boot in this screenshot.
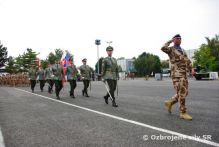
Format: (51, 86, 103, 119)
(70, 91, 75, 98)
(112, 98, 118, 107)
(72, 92, 75, 98)
(56, 91, 60, 100)
(104, 95, 109, 104)
(180, 112, 192, 120)
(164, 99, 177, 114)
(82, 90, 85, 96)
(85, 90, 89, 97)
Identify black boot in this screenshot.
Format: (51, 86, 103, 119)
(56, 96, 60, 100)
(112, 100, 118, 107)
(85, 91, 89, 97)
(82, 90, 84, 96)
(104, 95, 109, 104)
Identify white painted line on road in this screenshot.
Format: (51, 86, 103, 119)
(0, 127, 5, 147)
(15, 88, 219, 147)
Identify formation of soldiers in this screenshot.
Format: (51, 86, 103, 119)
(0, 34, 195, 120)
(0, 73, 29, 87)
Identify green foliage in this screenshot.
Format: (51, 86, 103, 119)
(55, 48, 63, 60)
(40, 60, 49, 69)
(133, 52, 161, 76)
(47, 52, 57, 64)
(5, 48, 38, 73)
(5, 57, 17, 73)
(193, 35, 219, 71)
(0, 41, 8, 68)
(161, 60, 169, 69)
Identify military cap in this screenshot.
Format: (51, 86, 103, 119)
(173, 34, 181, 39)
(82, 58, 87, 62)
(106, 46, 114, 51)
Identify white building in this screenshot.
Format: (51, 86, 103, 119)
(185, 49, 197, 64)
(117, 59, 135, 72)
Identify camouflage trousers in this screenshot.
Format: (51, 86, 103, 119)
(171, 77, 189, 113)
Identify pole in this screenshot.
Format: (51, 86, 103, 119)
(97, 45, 99, 76)
(103, 81, 113, 101)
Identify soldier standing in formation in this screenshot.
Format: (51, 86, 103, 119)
(28, 64, 38, 93)
(38, 65, 45, 92)
(102, 46, 119, 107)
(66, 59, 78, 98)
(52, 59, 65, 100)
(78, 58, 92, 97)
(161, 34, 194, 120)
(45, 63, 54, 94)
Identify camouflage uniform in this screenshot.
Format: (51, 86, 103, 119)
(37, 68, 45, 92)
(79, 59, 92, 97)
(52, 63, 64, 99)
(45, 66, 54, 93)
(66, 63, 78, 98)
(28, 67, 38, 92)
(102, 46, 119, 107)
(161, 39, 192, 114)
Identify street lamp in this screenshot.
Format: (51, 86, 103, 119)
(106, 41, 112, 46)
(95, 39, 101, 80)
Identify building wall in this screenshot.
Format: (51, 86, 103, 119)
(117, 59, 135, 72)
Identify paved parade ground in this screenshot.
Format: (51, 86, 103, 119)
(0, 78, 219, 147)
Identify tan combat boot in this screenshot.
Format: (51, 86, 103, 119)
(180, 112, 192, 120)
(164, 99, 174, 114)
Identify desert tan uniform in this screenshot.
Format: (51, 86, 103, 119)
(161, 41, 192, 113)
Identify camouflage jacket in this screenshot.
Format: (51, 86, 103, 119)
(37, 69, 45, 80)
(28, 68, 38, 80)
(66, 64, 78, 80)
(52, 64, 64, 80)
(78, 64, 91, 80)
(102, 56, 119, 80)
(45, 67, 53, 80)
(161, 41, 192, 78)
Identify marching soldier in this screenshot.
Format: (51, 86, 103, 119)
(161, 34, 195, 120)
(78, 58, 92, 97)
(52, 59, 65, 100)
(102, 46, 119, 107)
(38, 65, 45, 92)
(28, 64, 38, 93)
(66, 59, 78, 98)
(45, 64, 54, 93)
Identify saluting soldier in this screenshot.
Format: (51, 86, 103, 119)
(37, 65, 45, 92)
(45, 64, 54, 93)
(161, 34, 195, 120)
(102, 46, 119, 107)
(52, 59, 65, 100)
(28, 64, 38, 93)
(78, 58, 92, 97)
(66, 59, 78, 98)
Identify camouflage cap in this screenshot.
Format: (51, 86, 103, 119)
(106, 46, 113, 51)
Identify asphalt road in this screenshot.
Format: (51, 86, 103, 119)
(0, 78, 218, 147)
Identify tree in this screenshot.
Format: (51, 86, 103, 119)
(40, 60, 49, 69)
(161, 60, 169, 69)
(55, 48, 63, 60)
(5, 56, 17, 74)
(47, 52, 57, 64)
(193, 35, 219, 71)
(133, 52, 161, 76)
(0, 41, 8, 68)
(193, 45, 216, 71)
